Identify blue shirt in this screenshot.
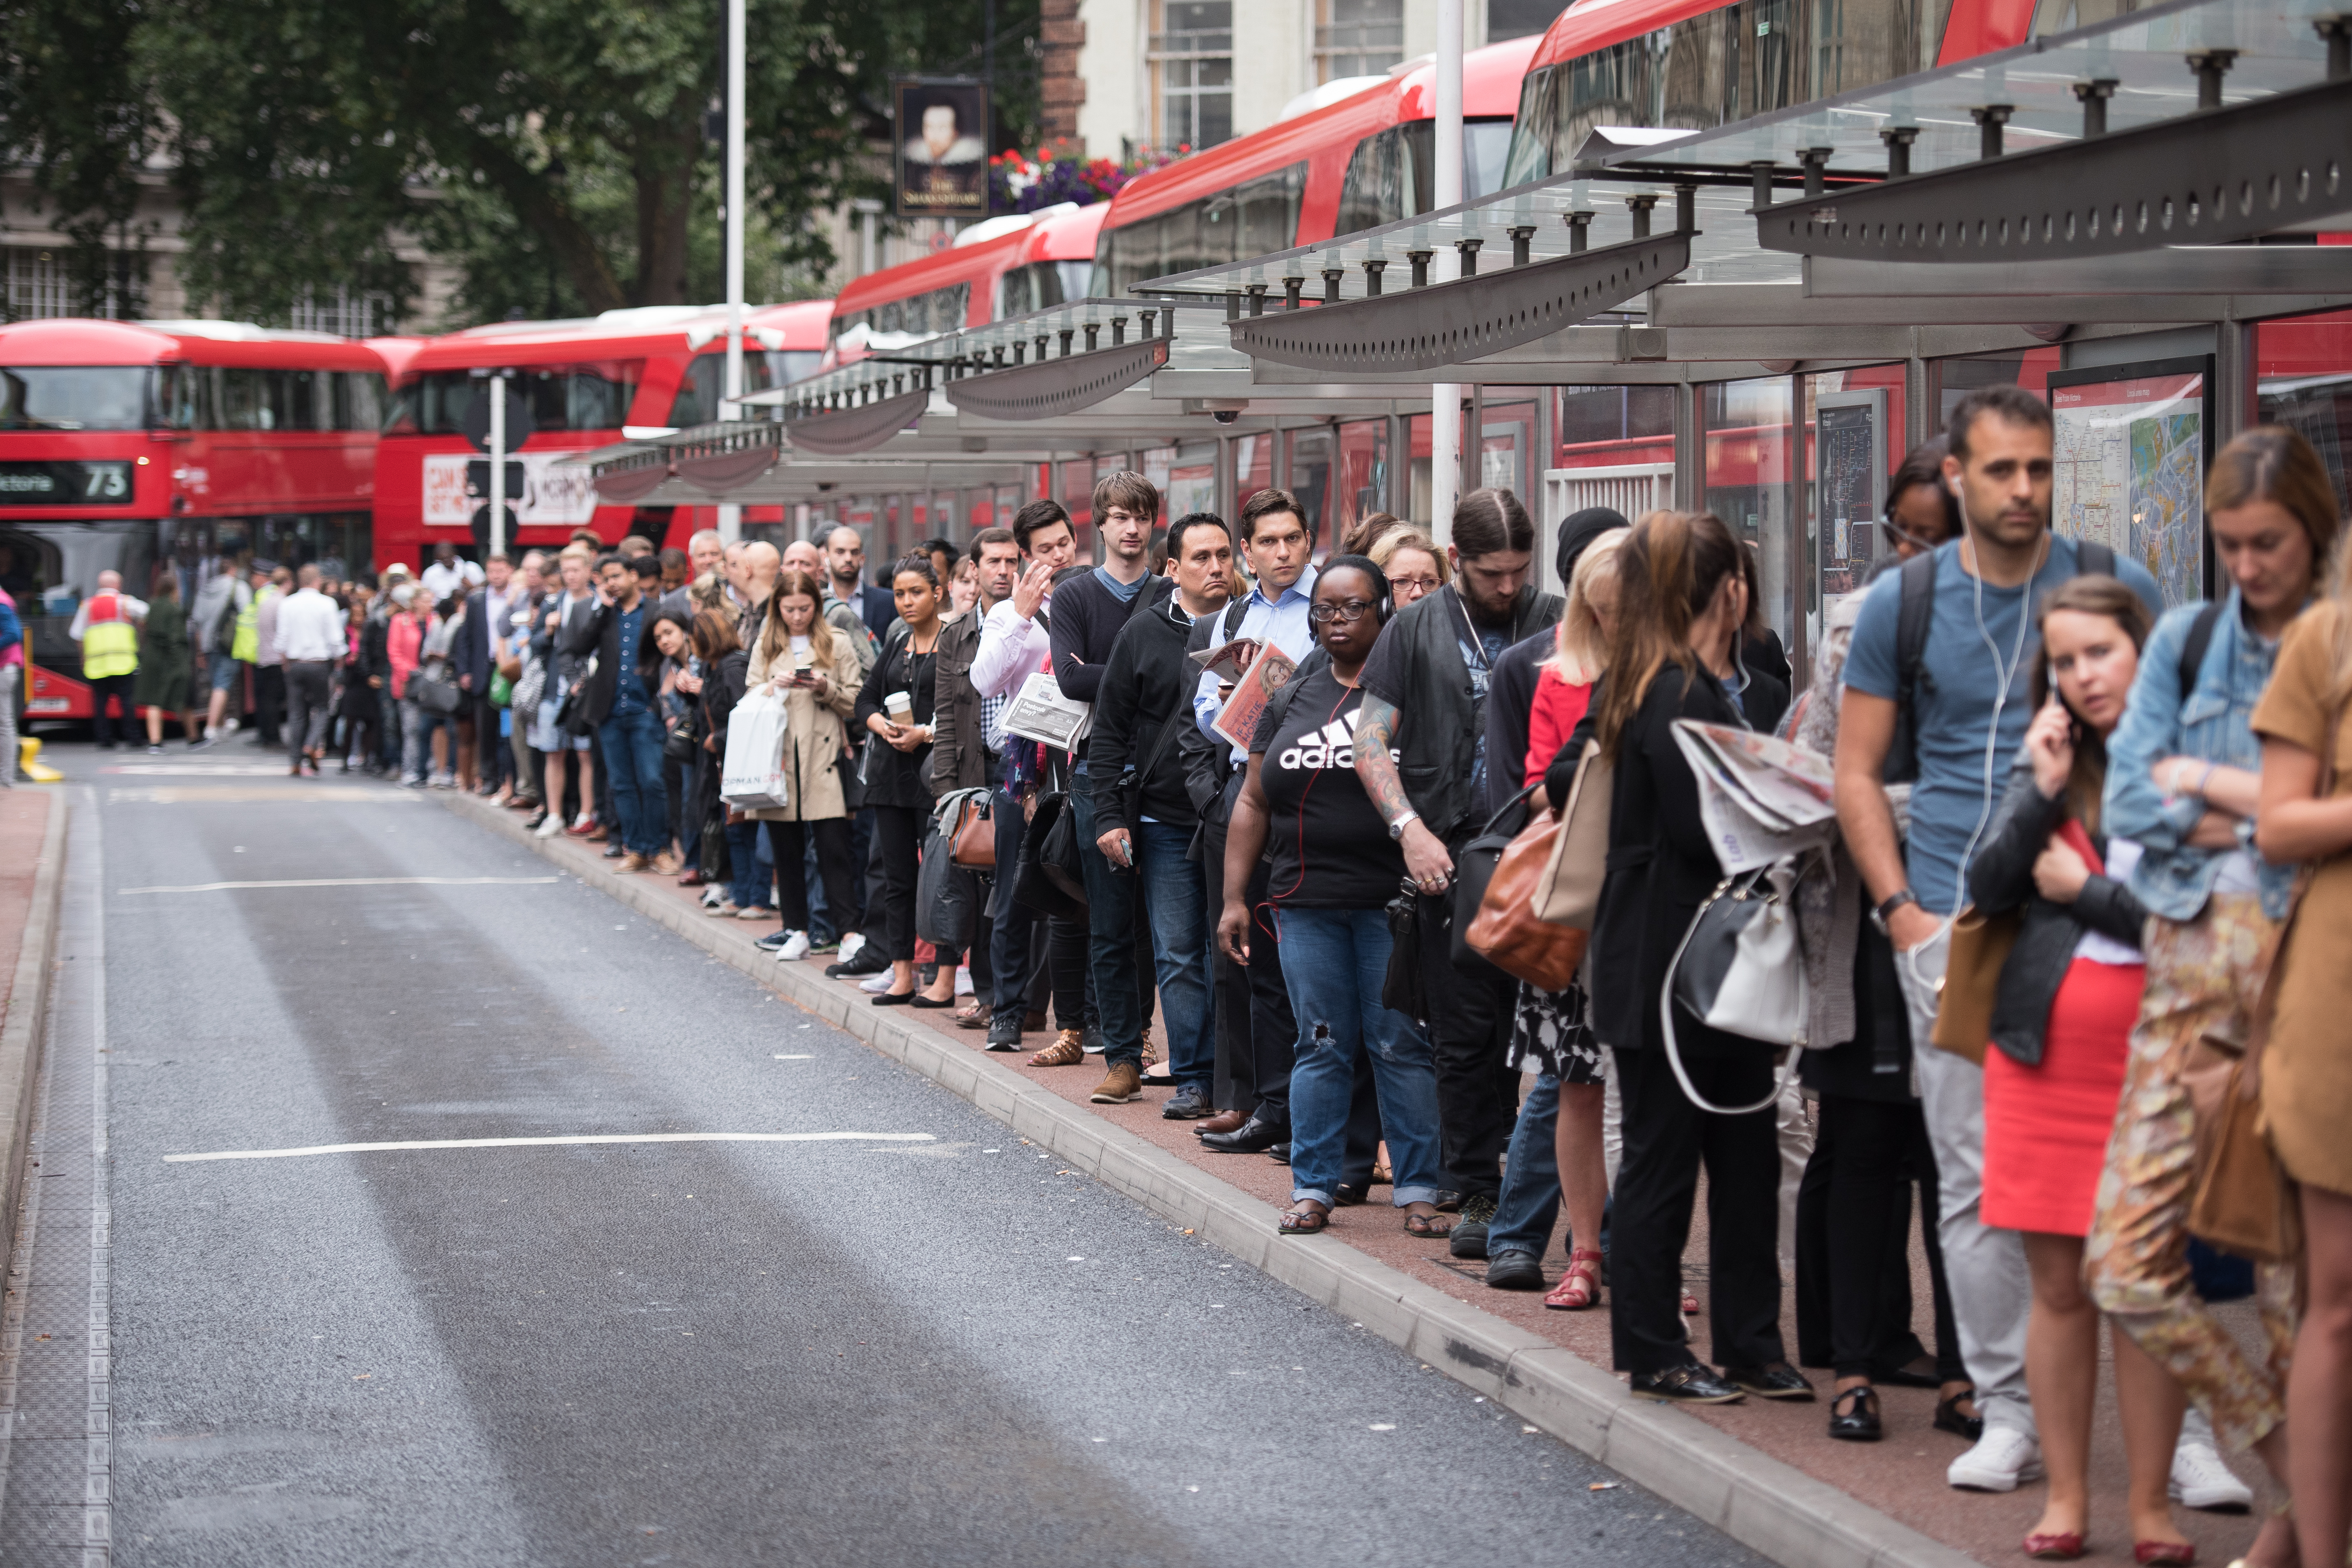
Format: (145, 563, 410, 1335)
(1845, 535, 2161, 914)
(1095, 565, 1146, 606)
(1194, 564, 1319, 766)
(611, 600, 648, 717)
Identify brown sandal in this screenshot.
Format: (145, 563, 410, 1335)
(1279, 1202, 1329, 1235)
(1028, 1029, 1086, 1068)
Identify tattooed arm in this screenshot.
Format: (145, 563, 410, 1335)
(1353, 696, 1454, 889)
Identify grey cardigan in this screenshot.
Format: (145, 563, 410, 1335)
(1964, 759, 2148, 1067)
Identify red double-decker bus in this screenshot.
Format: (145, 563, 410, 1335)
(372, 300, 830, 568)
(0, 317, 386, 723)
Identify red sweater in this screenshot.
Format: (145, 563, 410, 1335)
(1522, 665, 1593, 788)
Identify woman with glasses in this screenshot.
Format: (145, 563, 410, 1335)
(1217, 557, 1447, 1239)
(1368, 527, 1448, 608)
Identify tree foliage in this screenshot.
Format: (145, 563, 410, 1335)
(1, 0, 1042, 327)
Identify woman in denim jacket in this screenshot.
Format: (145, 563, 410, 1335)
(2088, 427, 2342, 1568)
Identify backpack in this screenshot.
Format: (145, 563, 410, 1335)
(1884, 539, 2114, 784)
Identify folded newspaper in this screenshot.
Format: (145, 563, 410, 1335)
(1001, 670, 1092, 751)
(1669, 719, 1837, 875)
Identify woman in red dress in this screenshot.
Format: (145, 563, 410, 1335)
(1966, 575, 2188, 1562)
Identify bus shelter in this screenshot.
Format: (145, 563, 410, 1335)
(594, 0, 2351, 681)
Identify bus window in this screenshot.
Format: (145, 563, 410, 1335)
(1334, 121, 1514, 236)
(338, 372, 388, 431)
(1097, 162, 1306, 294)
(1501, 0, 1948, 187)
(667, 352, 788, 428)
(998, 260, 1096, 319)
(213, 368, 341, 432)
(0, 367, 148, 431)
(385, 363, 643, 435)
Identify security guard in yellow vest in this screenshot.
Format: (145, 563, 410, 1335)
(70, 569, 146, 749)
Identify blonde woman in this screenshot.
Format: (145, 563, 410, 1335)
(1369, 527, 1449, 608)
(1482, 530, 1627, 1309)
(746, 568, 863, 962)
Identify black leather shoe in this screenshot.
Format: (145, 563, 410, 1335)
(1332, 1183, 1365, 1206)
(1485, 1249, 1545, 1290)
(1933, 1388, 1984, 1442)
(1875, 1359, 1945, 1390)
(1432, 1190, 1463, 1213)
(1727, 1362, 1816, 1401)
(985, 1016, 1025, 1051)
(826, 949, 889, 979)
(1199, 1115, 1284, 1154)
(1827, 1385, 1883, 1441)
(1267, 1143, 1290, 1164)
(1629, 1364, 1746, 1404)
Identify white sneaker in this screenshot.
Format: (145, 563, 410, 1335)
(1947, 1426, 2043, 1492)
(777, 930, 812, 962)
(700, 887, 725, 909)
(734, 905, 772, 921)
(858, 971, 894, 994)
(2168, 1440, 2253, 1512)
(534, 812, 564, 838)
(836, 931, 866, 965)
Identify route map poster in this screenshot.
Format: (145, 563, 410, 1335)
(2049, 357, 2212, 607)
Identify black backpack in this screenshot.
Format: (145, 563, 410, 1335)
(1884, 539, 2114, 784)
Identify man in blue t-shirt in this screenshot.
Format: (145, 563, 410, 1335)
(1835, 386, 2162, 1494)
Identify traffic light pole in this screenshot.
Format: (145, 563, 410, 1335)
(717, 0, 747, 545)
(488, 371, 508, 560)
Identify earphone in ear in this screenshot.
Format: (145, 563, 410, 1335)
(1947, 476, 1963, 498)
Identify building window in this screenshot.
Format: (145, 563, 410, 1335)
(4, 248, 146, 322)
(1317, 0, 1404, 82)
(1485, 0, 1559, 41)
(1152, 0, 1233, 150)
(288, 285, 395, 339)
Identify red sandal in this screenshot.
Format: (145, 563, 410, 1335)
(1545, 1248, 1604, 1311)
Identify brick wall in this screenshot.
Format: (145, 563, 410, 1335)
(1038, 0, 1088, 147)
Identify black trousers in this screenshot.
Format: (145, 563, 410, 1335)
(282, 659, 333, 760)
(254, 663, 285, 745)
(90, 674, 135, 747)
(1796, 1093, 1965, 1382)
(768, 818, 855, 938)
(869, 804, 925, 963)
(1415, 889, 1519, 1201)
(1204, 772, 1295, 1126)
(1610, 1041, 1787, 1378)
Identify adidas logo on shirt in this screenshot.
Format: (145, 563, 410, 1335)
(1278, 708, 1396, 772)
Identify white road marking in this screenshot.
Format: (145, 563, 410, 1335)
(165, 1131, 936, 1163)
(120, 876, 560, 895)
(772, 1054, 814, 1060)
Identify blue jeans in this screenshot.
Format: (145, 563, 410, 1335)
(1274, 906, 1443, 1208)
(597, 705, 668, 856)
(1083, 816, 1213, 1090)
(726, 821, 768, 910)
(1488, 1073, 1562, 1258)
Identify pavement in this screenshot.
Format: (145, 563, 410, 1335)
(0, 740, 1772, 1568)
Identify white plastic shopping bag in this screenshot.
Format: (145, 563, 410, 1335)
(719, 689, 791, 811)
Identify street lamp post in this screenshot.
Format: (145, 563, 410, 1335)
(1431, 0, 1464, 540)
(718, 0, 748, 545)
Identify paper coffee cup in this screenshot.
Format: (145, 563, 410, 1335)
(885, 691, 913, 720)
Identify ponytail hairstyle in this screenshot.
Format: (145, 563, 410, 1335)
(1593, 510, 1746, 761)
(2028, 574, 2151, 833)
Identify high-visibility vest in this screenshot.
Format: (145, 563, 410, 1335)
(231, 585, 272, 664)
(81, 592, 138, 680)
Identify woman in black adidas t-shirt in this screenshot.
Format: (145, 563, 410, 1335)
(1216, 557, 1446, 1239)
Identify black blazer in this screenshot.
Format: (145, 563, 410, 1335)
(558, 595, 661, 728)
(1964, 759, 2146, 1067)
(1589, 657, 1790, 1055)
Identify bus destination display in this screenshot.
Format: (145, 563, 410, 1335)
(0, 460, 136, 505)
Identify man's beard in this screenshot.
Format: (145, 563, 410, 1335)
(1464, 587, 1515, 627)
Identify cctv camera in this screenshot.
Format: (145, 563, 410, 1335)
(1212, 409, 1239, 425)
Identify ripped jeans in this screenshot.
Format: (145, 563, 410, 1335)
(1274, 905, 1443, 1209)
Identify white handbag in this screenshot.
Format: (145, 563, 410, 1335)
(718, 689, 791, 811)
(1658, 860, 1809, 1115)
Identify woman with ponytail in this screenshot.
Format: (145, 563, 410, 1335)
(1588, 509, 1795, 1404)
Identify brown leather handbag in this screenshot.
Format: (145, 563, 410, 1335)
(1466, 809, 1587, 992)
(948, 790, 996, 870)
(1929, 904, 2022, 1067)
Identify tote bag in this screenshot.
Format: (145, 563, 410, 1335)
(1532, 738, 1611, 927)
(718, 689, 791, 811)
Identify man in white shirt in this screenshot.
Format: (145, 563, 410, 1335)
(420, 540, 485, 603)
(274, 563, 347, 774)
(969, 500, 1082, 1046)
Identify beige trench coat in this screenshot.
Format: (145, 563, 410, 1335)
(742, 633, 861, 822)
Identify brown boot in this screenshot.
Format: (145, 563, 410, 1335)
(615, 852, 648, 873)
(1089, 1060, 1143, 1104)
(1028, 1028, 1085, 1068)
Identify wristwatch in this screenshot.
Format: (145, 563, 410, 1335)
(1868, 889, 1919, 934)
(1387, 810, 1420, 841)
